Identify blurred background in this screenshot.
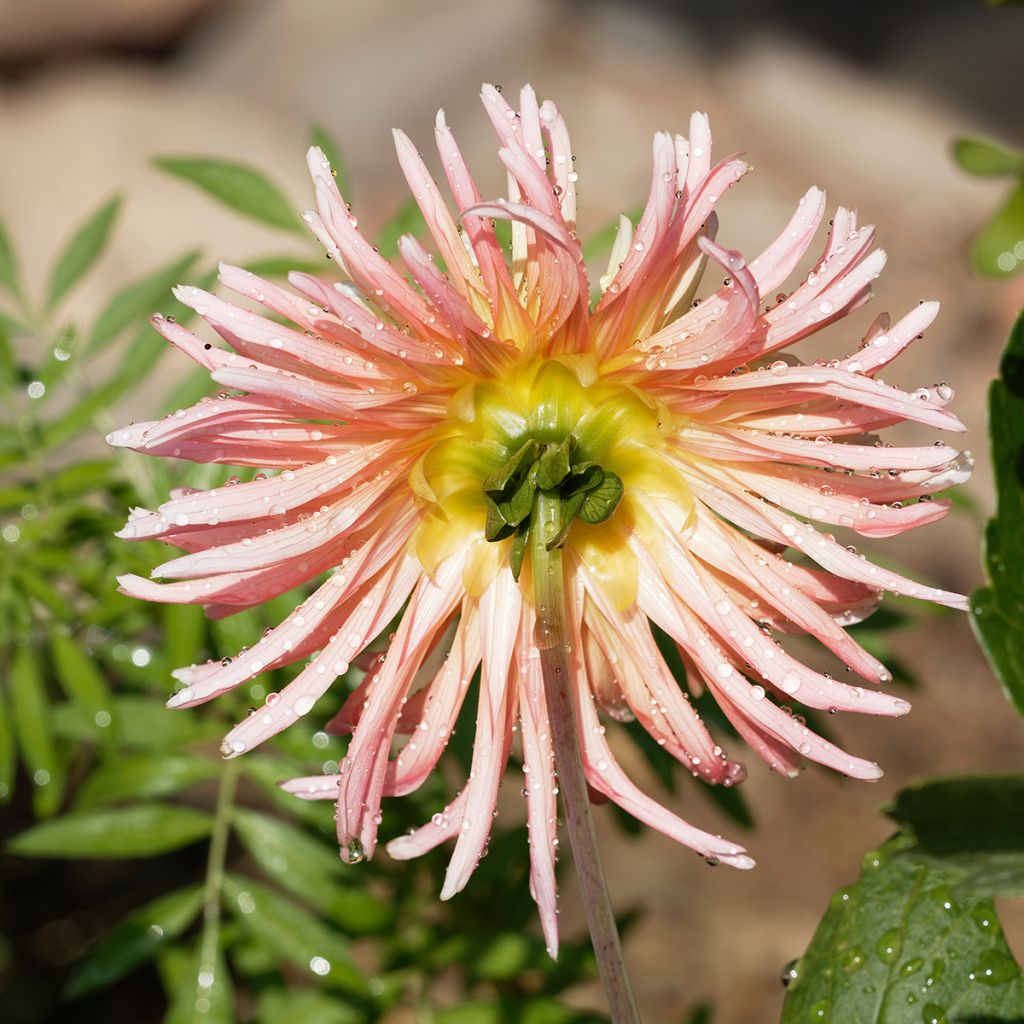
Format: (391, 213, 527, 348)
(1, 1, 1023, 1022)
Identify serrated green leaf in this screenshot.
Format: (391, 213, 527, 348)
(65, 885, 204, 998)
(971, 310, 1024, 715)
(46, 195, 122, 308)
(781, 833, 1024, 1023)
(0, 217, 20, 296)
(76, 753, 218, 808)
(9, 803, 213, 858)
(374, 196, 428, 261)
(309, 124, 351, 197)
(154, 157, 303, 234)
(970, 183, 1024, 277)
(953, 137, 1024, 177)
(10, 647, 62, 816)
(222, 874, 366, 994)
(233, 809, 390, 933)
(88, 250, 200, 353)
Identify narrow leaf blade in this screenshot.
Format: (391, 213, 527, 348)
(65, 885, 204, 997)
(154, 157, 302, 234)
(46, 196, 122, 308)
(8, 804, 213, 858)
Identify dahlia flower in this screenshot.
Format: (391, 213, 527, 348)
(112, 85, 968, 959)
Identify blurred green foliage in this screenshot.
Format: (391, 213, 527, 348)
(953, 136, 1024, 276)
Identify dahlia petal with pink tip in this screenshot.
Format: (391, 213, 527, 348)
(112, 86, 969, 944)
(441, 569, 521, 899)
(386, 609, 481, 796)
(515, 603, 560, 956)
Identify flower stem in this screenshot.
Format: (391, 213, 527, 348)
(195, 757, 239, 1008)
(530, 490, 641, 1024)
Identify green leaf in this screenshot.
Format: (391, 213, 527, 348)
(51, 696, 219, 748)
(0, 317, 16, 388)
(154, 157, 303, 234)
(374, 196, 427, 260)
(88, 249, 200, 353)
(46, 195, 122, 308)
(0, 683, 15, 802)
(781, 833, 1024, 1023)
(65, 885, 204, 997)
(971, 310, 1024, 715)
(484, 494, 515, 542)
(9, 803, 213, 858)
(536, 435, 575, 491)
(953, 137, 1024, 178)
(470, 931, 534, 980)
(49, 629, 113, 722)
(577, 470, 624, 524)
(886, 775, 1024, 857)
(240, 754, 336, 829)
(484, 439, 540, 496)
(164, 941, 234, 1024)
(222, 874, 366, 994)
(162, 603, 207, 677)
(16, 570, 75, 621)
(40, 268, 218, 448)
(506, 461, 540, 527)
(437, 1000, 605, 1024)
(76, 753, 218, 808)
(0, 217, 20, 296)
(970, 183, 1024, 277)
(884, 774, 1024, 898)
(9, 647, 62, 816)
(510, 524, 530, 581)
(233, 809, 390, 933)
(257, 988, 363, 1024)
(309, 124, 351, 197)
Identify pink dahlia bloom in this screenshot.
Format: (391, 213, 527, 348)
(112, 85, 969, 953)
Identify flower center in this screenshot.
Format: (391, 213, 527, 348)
(410, 357, 687, 600)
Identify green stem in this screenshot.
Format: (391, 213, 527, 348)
(530, 490, 641, 1024)
(195, 757, 239, 1012)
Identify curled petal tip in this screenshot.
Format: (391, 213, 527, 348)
(723, 853, 756, 870)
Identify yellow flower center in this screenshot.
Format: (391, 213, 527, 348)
(411, 356, 692, 604)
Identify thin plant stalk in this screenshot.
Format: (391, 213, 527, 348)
(530, 489, 641, 1024)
